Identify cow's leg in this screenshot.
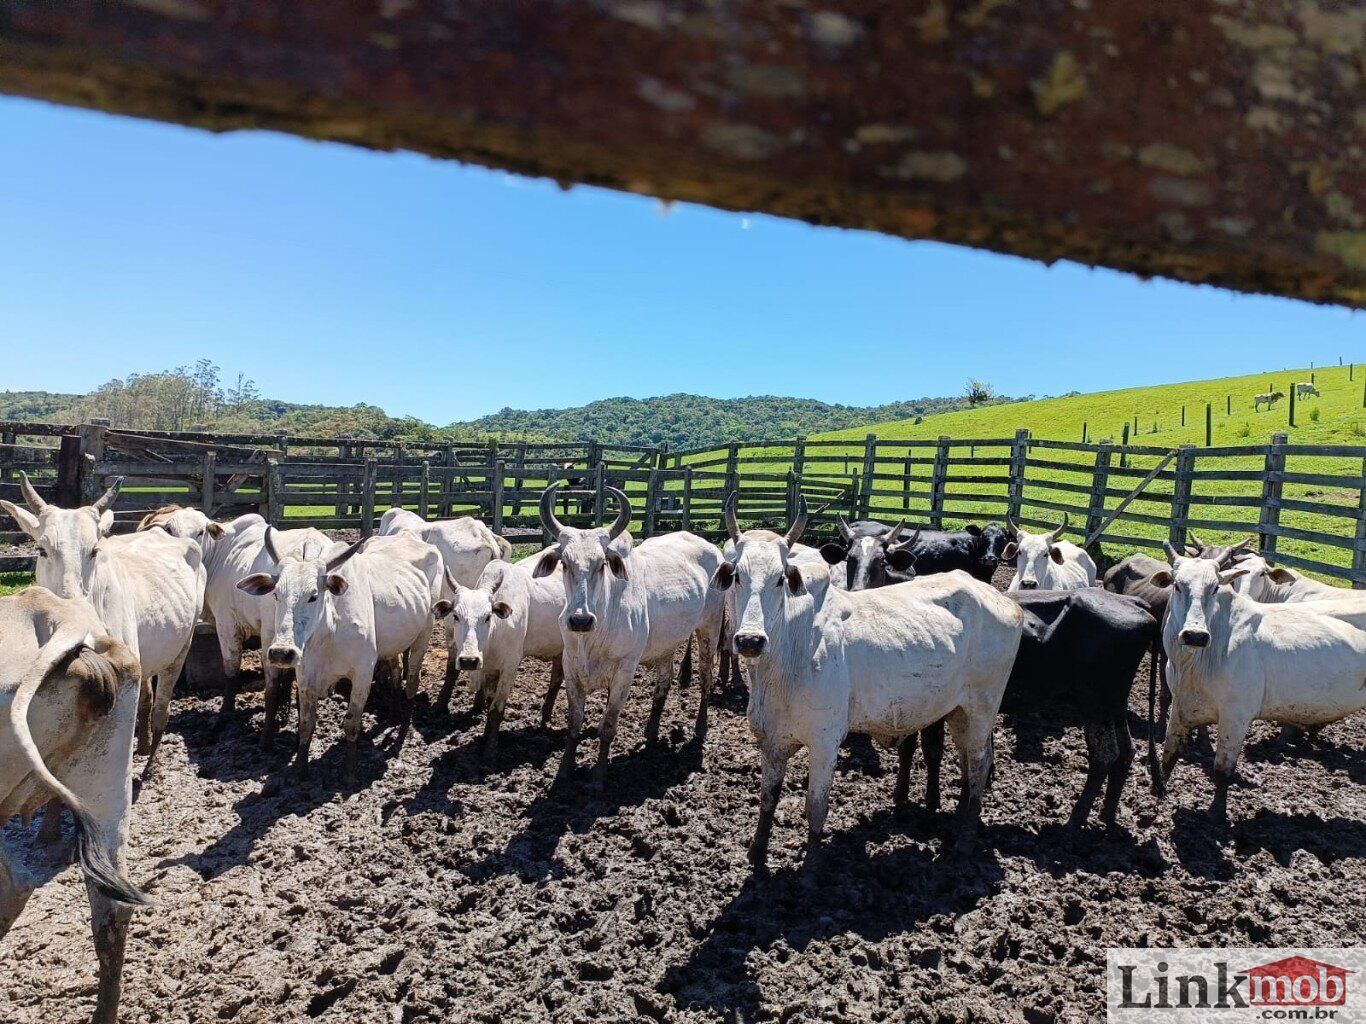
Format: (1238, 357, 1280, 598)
(643, 659, 672, 746)
(482, 673, 508, 761)
(556, 679, 587, 782)
(893, 733, 918, 809)
(0, 853, 35, 938)
(295, 684, 321, 779)
(215, 628, 244, 726)
(1157, 700, 1193, 793)
(748, 741, 792, 871)
(694, 628, 716, 739)
(945, 709, 992, 837)
(87, 890, 134, 1024)
(803, 738, 840, 873)
(921, 719, 945, 813)
(134, 675, 154, 755)
(260, 665, 288, 750)
(437, 634, 459, 711)
(1210, 709, 1253, 823)
(1100, 714, 1135, 827)
(1067, 718, 1117, 829)
(394, 627, 432, 754)
(539, 658, 564, 728)
(34, 796, 65, 845)
(143, 635, 194, 781)
(341, 664, 377, 786)
(590, 668, 634, 789)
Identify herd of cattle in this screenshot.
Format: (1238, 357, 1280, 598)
(2, 469, 1364, 1023)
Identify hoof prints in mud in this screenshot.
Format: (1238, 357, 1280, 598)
(4, 626, 1365, 1022)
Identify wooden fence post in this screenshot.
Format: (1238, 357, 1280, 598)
(1168, 444, 1196, 548)
(681, 466, 693, 533)
(785, 468, 798, 524)
(1007, 429, 1029, 524)
(1352, 455, 1366, 590)
(266, 458, 283, 526)
(725, 442, 739, 498)
(201, 450, 216, 514)
(1084, 443, 1112, 545)
(1289, 384, 1296, 427)
(335, 443, 350, 519)
(860, 433, 877, 518)
(1205, 403, 1212, 446)
(442, 446, 456, 517)
(418, 460, 431, 519)
(929, 436, 950, 529)
(1120, 423, 1130, 468)
(792, 435, 806, 479)
(1226, 394, 1231, 416)
(901, 453, 913, 512)
(593, 462, 606, 529)
(643, 468, 660, 538)
(1258, 433, 1286, 559)
(360, 457, 377, 538)
(491, 459, 505, 536)
(848, 469, 860, 519)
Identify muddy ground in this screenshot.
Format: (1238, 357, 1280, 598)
(4, 572, 1365, 1023)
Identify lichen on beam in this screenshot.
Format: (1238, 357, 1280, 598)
(1, 0, 1363, 306)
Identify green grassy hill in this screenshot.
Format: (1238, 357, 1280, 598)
(819, 362, 1365, 448)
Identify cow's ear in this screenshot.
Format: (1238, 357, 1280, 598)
(887, 547, 916, 572)
(712, 561, 736, 591)
(606, 551, 629, 580)
(819, 543, 847, 565)
(236, 572, 277, 596)
(1218, 568, 1251, 586)
(533, 549, 560, 578)
(0, 500, 39, 540)
(98, 509, 115, 537)
(785, 564, 807, 594)
(1149, 569, 1174, 588)
(326, 573, 349, 596)
(1265, 566, 1297, 584)
(1048, 545, 1065, 565)
(1002, 541, 1018, 561)
(492, 601, 513, 619)
(432, 599, 453, 619)
(207, 520, 226, 538)
(965, 525, 982, 537)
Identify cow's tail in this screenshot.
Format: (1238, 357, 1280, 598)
(1146, 630, 1162, 795)
(7, 629, 150, 907)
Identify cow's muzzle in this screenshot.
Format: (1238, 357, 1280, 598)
(567, 612, 596, 634)
(267, 645, 299, 668)
(1018, 579, 1039, 590)
(457, 655, 482, 671)
(1179, 628, 1211, 648)
(734, 633, 767, 658)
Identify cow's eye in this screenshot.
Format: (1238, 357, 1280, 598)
(484, 614, 492, 623)
(308, 593, 318, 603)
(452, 613, 461, 622)
(37, 547, 47, 558)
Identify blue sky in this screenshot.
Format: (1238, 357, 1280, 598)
(2, 95, 1361, 424)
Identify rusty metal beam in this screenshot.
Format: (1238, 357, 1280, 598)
(2, 1, 1364, 306)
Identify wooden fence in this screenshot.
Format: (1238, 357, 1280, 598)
(3, 422, 1364, 588)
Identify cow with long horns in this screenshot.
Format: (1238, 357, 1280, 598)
(534, 484, 723, 785)
(1003, 514, 1096, 592)
(2, 472, 203, 780)
(236, 528, 442, 780)
(715, 492, 1023, 871)
(817, 517, 922, 591)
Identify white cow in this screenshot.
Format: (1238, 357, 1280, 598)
(0, 587, 145, 1024)
(715, 493, 1023, 871)
(2, 474, 203, 779)
(1225, 553, 1359, 605)
(142, 510, 333, 738)
(1154, 553, 1366, 819)
(237, 530, 442, 780)
(534, 485, 724, 786)
(1004, 515, 1096, 592)
(1295, 382, 1321, 399)
(379, 507, 512, 699)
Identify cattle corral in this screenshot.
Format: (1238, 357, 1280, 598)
(4, 567, 1365, 1024)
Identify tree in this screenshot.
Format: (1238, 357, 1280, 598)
(964, 379, 996, 407)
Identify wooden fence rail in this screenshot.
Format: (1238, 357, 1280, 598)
(1, 423, 1363, 588)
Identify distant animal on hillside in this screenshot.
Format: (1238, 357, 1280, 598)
(1253, 390, 1284, 412)
(1295, 382, 1321, 399)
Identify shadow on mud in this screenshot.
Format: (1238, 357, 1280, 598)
(1171, 806, 1366, 881)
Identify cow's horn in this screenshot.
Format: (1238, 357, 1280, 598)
(17, 471, 48, 512)
(783, 494, 808, 546)
(882, 520, 906, 546)
(1048, 513, 1069, 541)
(443, 566, 461, 595)
(1162, 540, 1181, 564)
(606, 486, 633, 540)
(723, 491, 741, 543)
(325, 536, 366, 572)
(90, 477, 123, 514)
(891, 528, 922, 553)
(1005, 516, 1020, 538)
(263, 525, 282, 565)
(1186, 530, 1206, 554)
(837, 515, 854, 542)
(539, 484, 567, 539)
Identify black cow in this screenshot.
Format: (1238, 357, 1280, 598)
(818, 518, 920, 590)
(820, 518, 1010, 588)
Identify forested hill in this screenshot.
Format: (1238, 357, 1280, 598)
(462, 393, 1013, 448)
